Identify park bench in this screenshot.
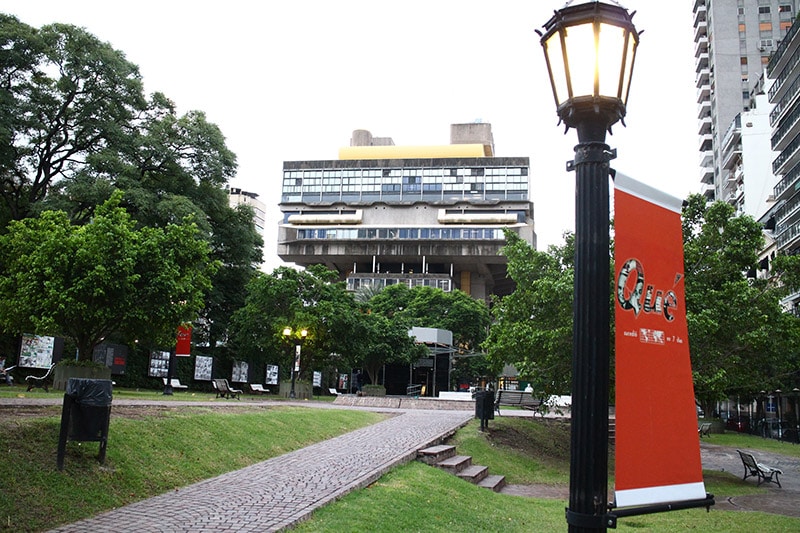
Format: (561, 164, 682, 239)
(737, 449, 782, 488)
(249, 383, 269, 394)
(25, 364, 56, 392)
(494, 389, 541, 415)
(162, 378, 188, 390)
(212, 378, 242, 400)
(328, 387, 339, 395)
(698, 422, 712, 437)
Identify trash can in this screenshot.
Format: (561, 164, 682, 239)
(475, 390, 494, 431)
(57, 378, 113, 470)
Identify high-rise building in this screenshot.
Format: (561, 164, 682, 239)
(228, 188, 267, 235)
(276, 123, 535, 302)
(768, 19, 800, 254)
(694, 0, 798, 204)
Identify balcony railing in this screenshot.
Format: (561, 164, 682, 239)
(773, 134, 800, 175)
(774, 161, 800, 200)
(768, 41, 800, 102)
(771, 102, 800, 150)
(767, 18, 799, 77)
(769, 73, 800, 126)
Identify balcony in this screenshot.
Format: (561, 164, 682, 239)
(773, 135, 800, 176)
(775, 160, 800, 201)
(772, 103, 800, 152)
(701, 182, 716, 201)
(770, 75, 800, 127)
(700, 166, 714, 185)
(767, 18, 800, 78)
(696, 52, 709, 73)
(694, 21, 707, 42)
(768, 43, 800, 103)
(696, 67, 710, 88)
(698, 100, 711, 119)
(697, 85, 711, 104)
(695, 36, 709, 57)
(699, 133, 712, 153)
(698, 115, 712, 135)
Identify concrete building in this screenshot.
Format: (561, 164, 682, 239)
(277, 123, 535, 301)
(693, 0, 798, 203)
(228, 188, 267, 235)
(767, 17, 800, 311)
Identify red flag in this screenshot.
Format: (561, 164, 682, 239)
(614, 173, 705, 507)
(176, 326, 192, 357)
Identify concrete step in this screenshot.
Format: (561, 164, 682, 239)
(417, 445, 456, 465)
(477, 474, 506, 492)
(456, 464, 489, 484)
(436, 454, 472, 474)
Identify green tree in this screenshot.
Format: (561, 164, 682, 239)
(0, 16, 147, 225)
(1, 16, 261, 355)
(682, 194, 800, 413)
(368, 284, 492, 352)
(0, 192, 216, 360)
(482, 231, 575, 397)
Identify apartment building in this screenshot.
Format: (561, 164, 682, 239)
(694, 0, 798, 205)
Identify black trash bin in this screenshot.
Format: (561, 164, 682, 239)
(57, 378, 113, 470)
(475, 390, 495, 431)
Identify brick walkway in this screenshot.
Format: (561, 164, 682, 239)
(46, 408, 473, 533)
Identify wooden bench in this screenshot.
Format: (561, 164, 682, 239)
(249, 383, 269, 394)
(212, 378, 242, 400)
(737, 449, 782, 488)
(162, 378, 188, 390)
(25, 364, 56, 392)
(698, 422, 712, 437)
(494, 390, 541, 415)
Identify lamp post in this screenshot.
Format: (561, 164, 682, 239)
(793, 388, 800, 444)
(538, 2, 639, 532)
(283, 327, 308, 399)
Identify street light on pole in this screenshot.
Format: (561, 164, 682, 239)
(537, 2, 639, 532)
(283, 327, 308, 399)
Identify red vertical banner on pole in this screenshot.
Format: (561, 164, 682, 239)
(614, 173, 706, 507)
(176, 326, 192, 357)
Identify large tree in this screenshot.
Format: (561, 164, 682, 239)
(682, 194, 800, 413)
(0, 192, 216, 360)
(0, 15, 147, 224)
(482, 231, 575, 396)
(1, 16, 262, 354)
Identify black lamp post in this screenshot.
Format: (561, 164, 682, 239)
(538, 2, 639, 532)
(793, 388, 800, 444)
(283, 327, 308, 399)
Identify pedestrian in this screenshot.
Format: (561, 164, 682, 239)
(0, 355, 14, 386)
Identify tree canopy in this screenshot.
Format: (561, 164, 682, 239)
(0, 192, 217, 360)
(483, 231, 575, 397)
(682, 194, 800, 412)
(0, 15, 262, 359)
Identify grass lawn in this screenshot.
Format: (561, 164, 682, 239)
(0, 403, 382, 532)
(297, 417, 800, 532)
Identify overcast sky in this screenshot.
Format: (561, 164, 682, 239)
(4, 1, 699, 270)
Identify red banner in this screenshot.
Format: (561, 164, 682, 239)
(176, 325, 192, 357)
(614, 173, 705, 507)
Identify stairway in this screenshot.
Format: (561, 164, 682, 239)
(417, 444, 506, 492)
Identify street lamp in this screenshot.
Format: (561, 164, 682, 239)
(283, 327, 308, 399)
(537, 2, 639, 532)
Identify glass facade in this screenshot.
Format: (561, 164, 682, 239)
(281, 158, 529, 204)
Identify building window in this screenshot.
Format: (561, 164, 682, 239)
(759, 22, 772, 31)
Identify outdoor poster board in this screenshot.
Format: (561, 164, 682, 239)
(265, 364, 279, 385)
(194, 355, 213, 381)
(148, 350, 170, 378)
(18, 334, 63, 369)
(613, 173, 706, 507)
(313, 371, 322, 387)
(232, 360, 248, 383)
(92, 343, 128, 374)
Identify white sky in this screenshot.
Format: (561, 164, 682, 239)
(4, 1, 699, 270)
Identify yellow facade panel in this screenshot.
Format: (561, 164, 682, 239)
(339, 144, 491, 160)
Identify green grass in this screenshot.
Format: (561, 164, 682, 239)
(295, 461, 800, 533)
(0, 384, 338, 402)
(449, 417, 570, 484)
(702, 430, 800, 458)
(0, 405, 383, 532)
(296, 417, 800, 532)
